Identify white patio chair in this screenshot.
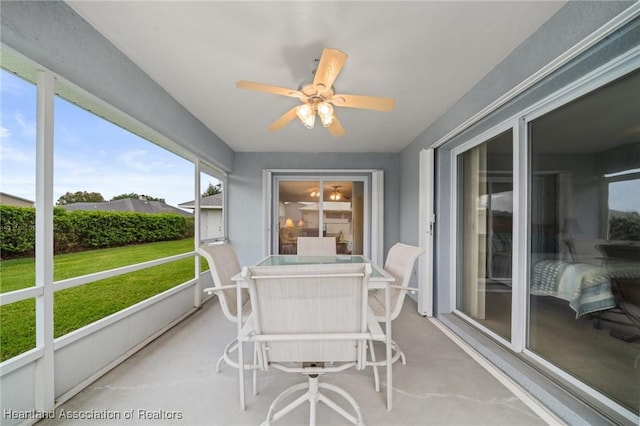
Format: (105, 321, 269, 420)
(367, 243, 425, 391)
(238, 262, 384, 425)
(297, 236, 337, 256)
(198, 243, 260, 392)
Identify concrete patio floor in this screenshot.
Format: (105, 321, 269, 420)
(38, 298, 560, 425)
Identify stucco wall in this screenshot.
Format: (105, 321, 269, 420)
(229, 152, 400, 265)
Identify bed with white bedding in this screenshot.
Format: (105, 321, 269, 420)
(531, 259, 640, 317)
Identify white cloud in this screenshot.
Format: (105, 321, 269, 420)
(0, 126, 10, 139)
(0, 140, 35, 164)
(14, 113, 36, 139)
(119, 149, 151, 172)
(55, 124, 83, 147)
(119, 149, 168, 172)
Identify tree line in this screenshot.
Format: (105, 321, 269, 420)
(55, 182, 221, 205)
(56, 191, 165, 205)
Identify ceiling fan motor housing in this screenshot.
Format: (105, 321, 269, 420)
(301, 84, 334, 103)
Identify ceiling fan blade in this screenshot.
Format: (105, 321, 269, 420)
(236, 80, 304, 98)
(330, 94, 395, 112)
(312, 48, 348, 91)
(327, 115, 346, 137)
(268, 106, 299, 131)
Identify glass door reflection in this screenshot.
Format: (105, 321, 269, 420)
(277, 180, 364, 255)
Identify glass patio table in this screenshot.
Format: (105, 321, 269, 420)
(256, 255, 390, 278)
(232, 255, 395, 411)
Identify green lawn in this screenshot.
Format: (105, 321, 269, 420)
(0, 238, 208, 361)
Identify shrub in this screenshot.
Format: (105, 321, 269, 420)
(609, 212, 640, 241)
(0, 206, 36, 257)
(1, 206, 194, 258)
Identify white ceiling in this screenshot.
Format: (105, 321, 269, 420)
(66, 1, 566, 153)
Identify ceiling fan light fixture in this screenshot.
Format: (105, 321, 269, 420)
(296, 104, 315, 129)
(317, 102, 334, 127)
(329, 185, 342, 201)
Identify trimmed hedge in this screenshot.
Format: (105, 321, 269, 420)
(1, 205, 194, 258)
(0, 206, 35, 257)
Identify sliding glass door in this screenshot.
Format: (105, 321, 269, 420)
(456, 130, 514, 342)
(527, 69, 640, 414)
(275, 177, 366, 255)
(450, 62, 639, 419)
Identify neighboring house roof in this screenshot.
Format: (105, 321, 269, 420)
(178, 193, 223, 210)
(61, 198, 192, 217)
(0, 192, 35, 207)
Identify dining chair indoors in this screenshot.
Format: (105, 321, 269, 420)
(238, 263, 384, 425)
(198, 243, 259, 389)
(367, 243, 425, 391)
(297, 236, 337, 256)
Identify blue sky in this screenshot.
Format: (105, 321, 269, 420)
(1, 70, 214, 208)
(609, 178, 640, 213)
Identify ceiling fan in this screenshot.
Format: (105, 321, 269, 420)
(236, 48, 395, 137)
(329, 185, 349, 201)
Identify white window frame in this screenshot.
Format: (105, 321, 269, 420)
(418, 148, 435, 316)
(602, 171, 640, 239)
(263, 170, 383, 261)
(197, 162, 228, 245)
(450, 120, 519, 350)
